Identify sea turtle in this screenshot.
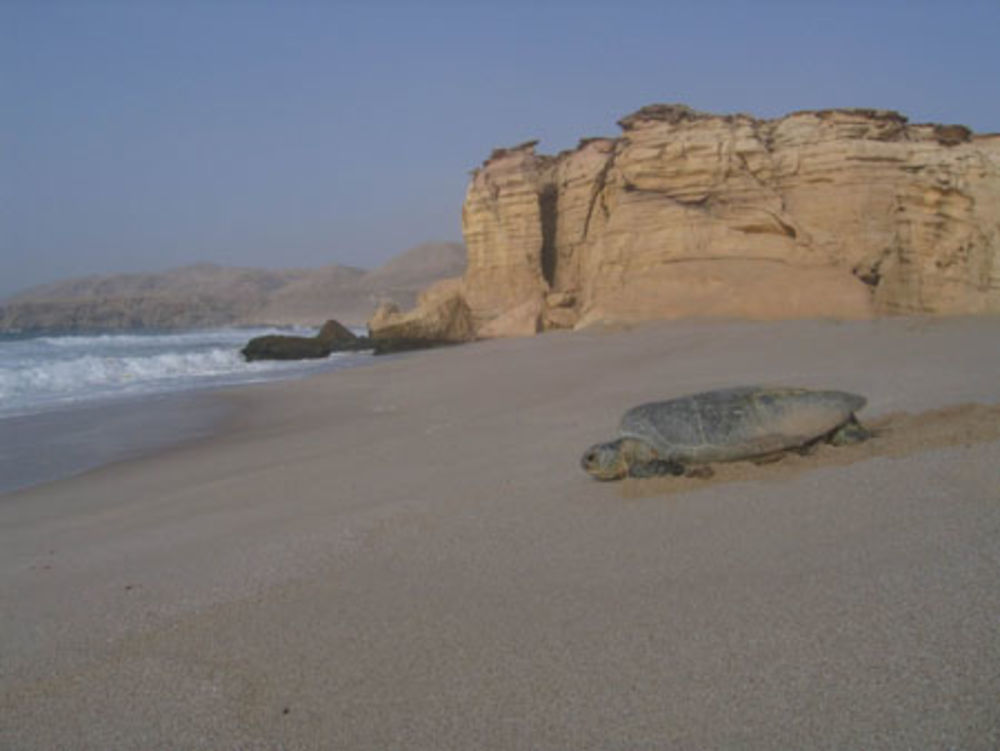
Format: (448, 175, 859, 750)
(581, 386, 870, 481)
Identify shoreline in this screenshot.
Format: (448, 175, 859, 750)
(0, 335, 379, 496)
(0, 390, 233, 496)
(2, 316, 999, 749)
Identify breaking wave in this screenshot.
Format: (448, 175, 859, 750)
(0, 327, 369, 417)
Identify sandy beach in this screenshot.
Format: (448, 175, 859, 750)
(2, 316, 999, 749)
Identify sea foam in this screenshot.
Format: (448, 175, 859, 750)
(0, 327, 369, 418)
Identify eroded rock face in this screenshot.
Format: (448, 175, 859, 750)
(457, 104, 1000, 332)
(461, 141, 552, 326)
(367, 278, 474, 353)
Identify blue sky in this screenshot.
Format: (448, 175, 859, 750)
(3, 0, 999, 297)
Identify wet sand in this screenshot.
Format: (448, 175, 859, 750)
(0, 391, 231, 494)
(1, 316, 999, 749)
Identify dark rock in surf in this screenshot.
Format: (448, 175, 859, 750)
(241, 319, 371, 361)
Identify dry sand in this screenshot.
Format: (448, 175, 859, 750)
(1, 316, 999, 749)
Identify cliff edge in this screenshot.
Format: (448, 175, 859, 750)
(372, 105, 1000, 342)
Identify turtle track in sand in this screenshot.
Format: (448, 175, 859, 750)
(622, 402, 1000, 498)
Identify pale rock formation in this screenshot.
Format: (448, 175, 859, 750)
(367, 278, 474, 353)
(368, 301, 403, 333)
(477, 297, 544, 338)
(461, 141, 552, 326)
(392, 104, 999, 343)
(543, 291, 578, 330)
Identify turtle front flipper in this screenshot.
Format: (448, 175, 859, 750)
(617, 437, 684, 479)
(828, 415, 871, 446)
(628, 459, 686, 478)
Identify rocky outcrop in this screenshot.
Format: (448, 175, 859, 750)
(0, 243, 465, 334)
(392, 105, 1000, 342)
(242, 319, 371, 361)
(367, 278, 474, 353)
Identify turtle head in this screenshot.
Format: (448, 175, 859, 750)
(581, 439, 629, 481)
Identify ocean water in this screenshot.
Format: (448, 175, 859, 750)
(0, 327, 373, 492)
(0, 326, 371, 418)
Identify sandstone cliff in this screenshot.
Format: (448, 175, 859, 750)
(0, 243, 465, 333)
(375, 105, 1000, 342)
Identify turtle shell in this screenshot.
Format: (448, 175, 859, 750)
(618, 386, 866, 464)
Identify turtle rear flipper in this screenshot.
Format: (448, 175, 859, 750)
(751, 451, 787, 466)
(795, 441, 820, 457)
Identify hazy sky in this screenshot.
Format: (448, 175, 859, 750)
(3, 0, 999, 298)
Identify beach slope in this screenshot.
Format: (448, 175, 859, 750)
(2, 317, 999, 749)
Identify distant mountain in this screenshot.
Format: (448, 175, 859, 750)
(0, 243, 466, 333)
(357, 242, 467, 296)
